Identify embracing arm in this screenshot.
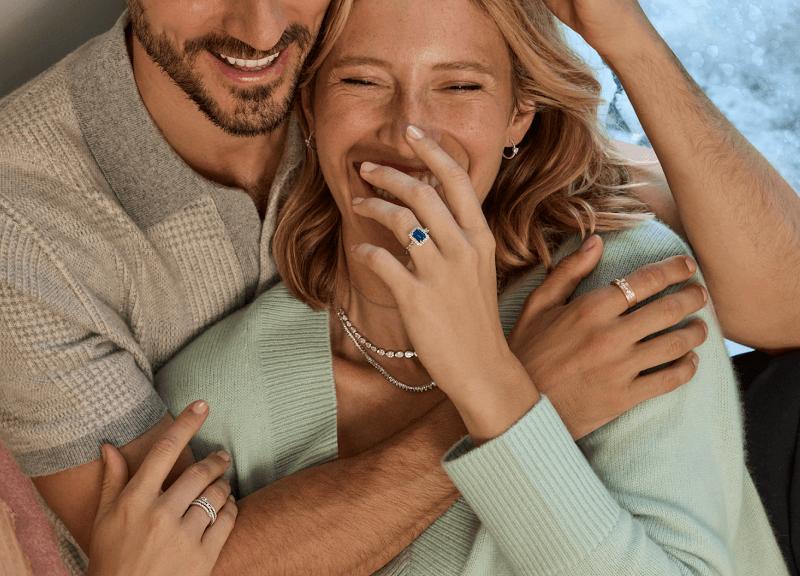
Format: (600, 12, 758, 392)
(595, 6, 800, 350)
(34, 398, 463, 576)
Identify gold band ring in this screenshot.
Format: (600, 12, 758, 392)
(611, 277, 637, 309)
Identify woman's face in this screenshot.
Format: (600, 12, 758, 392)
(306, 0, 533, 254)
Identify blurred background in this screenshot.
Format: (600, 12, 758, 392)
(1, 0, 797, 354)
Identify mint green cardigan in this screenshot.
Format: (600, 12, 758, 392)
(155, 220, 788, 575)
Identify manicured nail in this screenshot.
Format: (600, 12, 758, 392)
(350, 243, 360, 252)
(581, 235, 598, 252)
(352, 196, 364, 205)
(406, 125, 424, 139)
(701, 286, 708, 303)
(228, 495, 236, 503)
(192, 400, 208, 414)
(217, 450, 231, 462)
(684, 256, 697, 274)
(691, 353, 699, 368)
(360, 162, 378, 172)
(701, 320, 708, 336)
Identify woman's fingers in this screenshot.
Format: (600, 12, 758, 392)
(350, 243, 417, 290)
(402, 125, 487, 231)
(358, 161, 461, 244)
(164, 450, 232, 515)
(131, 401, 209, 494)
(183, 475, 232, 538)
(202, 495, 238, 550)
(599, 255, 700, 315)
(634, 318, 708, 371)
(95, 444, 130, 519)
(351, 197, 441, 267)
(627, 283, 708, 341)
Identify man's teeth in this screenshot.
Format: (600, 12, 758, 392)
(368, 172, 441, 201)
(219, 52, 281, 70)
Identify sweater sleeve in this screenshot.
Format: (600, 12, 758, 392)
(442, 221, 787, 576)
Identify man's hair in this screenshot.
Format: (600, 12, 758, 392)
(274, 0, 649, 310)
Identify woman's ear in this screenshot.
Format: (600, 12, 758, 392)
(507, 107, 536, 147)
(300, 85, 315, 136)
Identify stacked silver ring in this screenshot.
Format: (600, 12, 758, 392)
(190, 496, 217, 525)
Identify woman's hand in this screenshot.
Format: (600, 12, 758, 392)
(353, 126, 539, 444)
(507, 236, 709, 440)
(88, 401, 237, 576)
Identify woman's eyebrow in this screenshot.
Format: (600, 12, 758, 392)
(331, 56, 393, 70)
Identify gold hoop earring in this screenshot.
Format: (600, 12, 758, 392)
(304, 130, 316, 151)
(502, 138, 519, 159)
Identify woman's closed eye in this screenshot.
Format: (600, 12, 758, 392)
(341, 78, 378, 87)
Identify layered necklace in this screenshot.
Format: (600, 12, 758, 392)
(336, 308, 436, 393)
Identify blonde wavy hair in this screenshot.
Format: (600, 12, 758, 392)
(274, 0, 649, 310)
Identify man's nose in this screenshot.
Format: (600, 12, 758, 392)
(222, 0, 288, 52)
(378, 91, 441, 159)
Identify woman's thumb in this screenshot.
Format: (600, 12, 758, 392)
(96, 444, 129, 516)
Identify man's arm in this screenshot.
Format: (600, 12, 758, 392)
(33, 400, 465, 576)
(600, 13, 800, 351)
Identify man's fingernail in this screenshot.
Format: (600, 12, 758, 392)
(192, 400, 208, 414)
(360, 162, 378, 172)
(684, 256, 697, 274)
(406, 125, 424, 139)
(581, 235, 598, 252)
(217, 450, 231, 461)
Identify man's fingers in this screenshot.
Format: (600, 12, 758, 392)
(634, 318, 708, 371)
(627, 283, 708, 341)
(605, 255, 699, 314)
(517, 235, 603, 320)
(95, 444, 130, 518)
(629, 351, 700, 407)
(132, 400, 209, 493)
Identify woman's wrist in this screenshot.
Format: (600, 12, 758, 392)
(448, 355, 541, 447)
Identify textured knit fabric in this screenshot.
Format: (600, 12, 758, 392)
(155, 220, 788, 575)
(0, 10, 302, 574)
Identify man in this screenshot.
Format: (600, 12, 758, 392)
(1, 0, 798, 574)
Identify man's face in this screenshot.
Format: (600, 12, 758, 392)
(128, 0, 330, 137)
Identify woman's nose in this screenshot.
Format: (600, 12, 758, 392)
(221, 0, 288, 53)
(378, 92, 441, 158)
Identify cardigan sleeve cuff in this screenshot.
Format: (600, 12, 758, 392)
(442, 395, 623, 572)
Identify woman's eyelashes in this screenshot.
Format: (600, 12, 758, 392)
(340, 77, 483, 92)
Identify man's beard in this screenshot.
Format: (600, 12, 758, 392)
(129, 0, 312, 137)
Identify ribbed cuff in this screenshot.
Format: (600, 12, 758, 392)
(442, 396, 621, 574)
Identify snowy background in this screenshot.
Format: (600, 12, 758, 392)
(568, 0, 799, 194)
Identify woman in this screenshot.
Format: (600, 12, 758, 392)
(148, 0, 787, 573)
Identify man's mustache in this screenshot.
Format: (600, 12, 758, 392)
(184, 23, 312, 61)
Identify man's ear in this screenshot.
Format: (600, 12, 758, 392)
(507, 107, 536, 147)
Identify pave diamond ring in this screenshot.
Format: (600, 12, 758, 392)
(405, 227, 430, 254)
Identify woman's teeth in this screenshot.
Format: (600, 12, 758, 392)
(219, 52, 281, 71)
(367, 172, 441, 201)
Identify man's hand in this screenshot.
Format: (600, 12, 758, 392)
(540, 0, 655, 59)
(508, 235, 708, 439)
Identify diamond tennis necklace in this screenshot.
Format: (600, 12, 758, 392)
(336, 308, 436, 393)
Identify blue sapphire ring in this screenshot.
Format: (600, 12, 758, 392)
(405, 227, 430, 254)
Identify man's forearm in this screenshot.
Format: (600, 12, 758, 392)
(212, 401, 465, 576)
(604, 24, 800, 350)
